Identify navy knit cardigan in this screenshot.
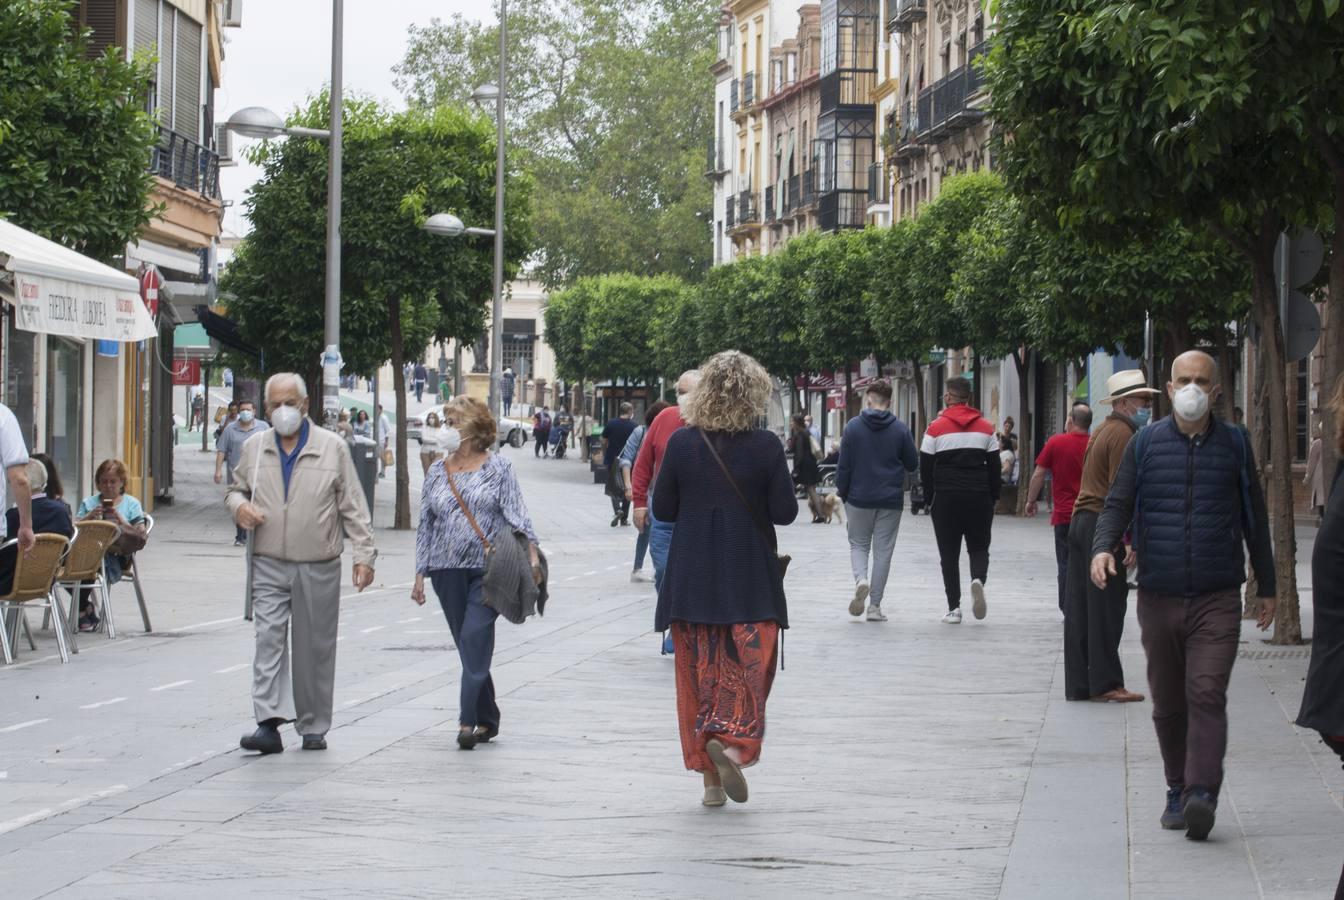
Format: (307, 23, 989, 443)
(651, 427, 798, 632)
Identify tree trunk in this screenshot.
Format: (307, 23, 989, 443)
(912, 360, 927, 437)
(1244, 341, 1270, 619)
(387, 297, 412, 531)
(1250, 244, 1302, 644)
(303, 364, 322, 424)
(1015, 348, 1032, 517)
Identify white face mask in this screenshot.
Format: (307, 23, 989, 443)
(1171, 384, 1210, 422)
(438, 426, 462, 455)
(271, 404, 304, 436)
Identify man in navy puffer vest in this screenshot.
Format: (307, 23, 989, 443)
(1091, 351, 1276, 843)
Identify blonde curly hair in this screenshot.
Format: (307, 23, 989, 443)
(682, 351, 771, 433)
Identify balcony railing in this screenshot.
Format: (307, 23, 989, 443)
(730, 78, 740, 113)
(726, 194, 736, 228)
(914, 41, 988, 143)
(764, 185, 775, 222)
(737, 189, 758, 225)
(818, 191, 867, 232)
(887, 0, 927, 34)
(890, 101, 925, 159)
(742, 72, 756, 108)
(705, 137, 727, 177)
(801, 169, 816, 207)
(786, 173, 800, 214)
(867, 162, 889, 205)
(149, 125, 221, 201)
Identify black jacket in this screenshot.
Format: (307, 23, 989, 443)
(1298, 462, 1344, 734)
(652, 427, 797, 631)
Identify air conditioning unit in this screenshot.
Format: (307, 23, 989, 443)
(214, 123, 236, 166)
(222, 0, 242, 28)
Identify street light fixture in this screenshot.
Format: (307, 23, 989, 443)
(423, 213, 496, 239)
(224, 1, 345, 429)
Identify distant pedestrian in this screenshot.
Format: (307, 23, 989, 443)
(1065, 371, 1155, 703)
(1306, 423, 1326, 521)
(837, 380, 919, 623)
(533, 406, 552, 458)
(603, 402, 637, 527)
(1091, 351, 1276, 841)
(1296, 376, 1344, 899)
(788, 414, 824, 523)
(805, 414, 819, 443)
(920, 377, 999, 624)
(0, 401, 35, 556)
(228, 373, 377, 755)
(419, 411, 444, 474)
(998, 417, 1019, 484)
(403, 362, 413, 393)
(190, 391, 204, 431)
(411, 396, 541, 750)
(653, 351, 796, 807)
(1024, 402, 1092, 612)
(352, 409, 372, 438)
(619, 401, 670, 583)
(413, 362, 428, 403)
(334, 408, 354, 441)
(377, 404, 392, 478)
(215, 402, 238, 443)
(501, 367, 516, 417)
(215, 399, 271, 546)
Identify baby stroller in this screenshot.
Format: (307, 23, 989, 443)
(907, 472, 926, 515)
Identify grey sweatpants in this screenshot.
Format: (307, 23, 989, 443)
(250, 555, 342, 736)
(845, 505, 904, 605)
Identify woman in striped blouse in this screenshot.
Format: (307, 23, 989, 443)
(411, 396, 540, 750)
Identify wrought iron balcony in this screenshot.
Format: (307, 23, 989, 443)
(887, 0, 926, 34)
(730, 78, 740, 113)
(742, 72, 756, 109)
(764, 185, 775, 223)
(726, 194, 736, 228)
(914, 41, 988, 144)
(800, 169, 816, 207)
(890, 101, 925, 159)
(705, 137, 728, 178)
(737, 189, 758, 225)
(786, 173, 800, 215)
(149, 125, 221, 201)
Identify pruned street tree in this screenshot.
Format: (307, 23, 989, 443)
(868, 219, 935, 436)
(801, 228, 881, 424)
(0, 0, 159, 261)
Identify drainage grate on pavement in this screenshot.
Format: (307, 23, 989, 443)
(1238, 648, 1312, 661)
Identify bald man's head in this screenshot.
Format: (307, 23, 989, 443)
(1168, 350, 1222, 423)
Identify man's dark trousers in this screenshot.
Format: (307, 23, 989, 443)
(1054, 522, 1070, 612)
(930, 492, 993, 610)
(1136, 588, 1241, 803)
(1063, 509, 1128, 699)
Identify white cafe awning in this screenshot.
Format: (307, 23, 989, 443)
(0, 218, 157, 342)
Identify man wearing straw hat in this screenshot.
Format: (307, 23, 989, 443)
(1063, 370, 1157, 704)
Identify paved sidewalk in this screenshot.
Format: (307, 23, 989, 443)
(0, 444, 1339, 898)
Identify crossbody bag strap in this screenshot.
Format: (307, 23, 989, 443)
(699, 430, 777, 550)
(443, 465, 491, 551)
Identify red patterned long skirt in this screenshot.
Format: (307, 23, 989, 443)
(672, 621, 779, 773)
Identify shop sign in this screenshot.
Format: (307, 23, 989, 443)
(172, 358, 201, 386)
(14, 272, 156, 342)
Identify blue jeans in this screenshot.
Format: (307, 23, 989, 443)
(429, 568, 499, 730)
(648, 512, 674, 593)
(633, 525, 650, 572)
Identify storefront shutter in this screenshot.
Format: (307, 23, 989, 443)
(174, 16, 202, 142)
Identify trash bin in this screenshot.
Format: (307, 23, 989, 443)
(350, 435, 379, 513)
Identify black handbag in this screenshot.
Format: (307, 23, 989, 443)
(699, 430, 790, 581)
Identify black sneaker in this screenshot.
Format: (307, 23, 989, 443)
(1160, 787, 1186, 830)
(240, 723, 284, 755)
(1183, 787, 1216, 841)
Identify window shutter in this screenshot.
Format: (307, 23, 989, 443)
(134, 0, 157, 53)
(79, 0, 119, 59)
(174, 16, 202, 142)
(159, 8, 175, 128)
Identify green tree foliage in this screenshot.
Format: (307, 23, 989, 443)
(867, 219, 934, 432)
(648, 282, 704, 382)
(581, 274, 686, 384)
(985, 0, 1337, 641)
(221, 94, 532, 528)
(0, 0, 159, 261)
(394, 0, 716, 286)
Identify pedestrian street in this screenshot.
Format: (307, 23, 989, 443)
(0, 445, 1338, 899)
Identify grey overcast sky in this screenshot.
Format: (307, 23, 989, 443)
(217, 0, 489, 235)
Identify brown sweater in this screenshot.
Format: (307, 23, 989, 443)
(1072, 413, 1138, 515)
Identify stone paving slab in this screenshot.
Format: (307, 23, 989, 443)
(0, 444, 1338, 898)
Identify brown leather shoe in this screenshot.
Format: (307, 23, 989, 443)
(1091, 688, 1146, 703)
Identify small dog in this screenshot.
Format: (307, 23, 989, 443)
(819, 493, 845, 524)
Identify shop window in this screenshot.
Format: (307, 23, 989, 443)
(1296, 357, 1309, 461)
(47, 338, 84, 495)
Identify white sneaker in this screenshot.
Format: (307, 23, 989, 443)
(631, 570, 651, 583)
(866, 605, 888, 622)
(942, 608, 963, 624)
(849, 579, 870, 617)
(971, 579, 987, 620)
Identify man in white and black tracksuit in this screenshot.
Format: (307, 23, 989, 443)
(920, 377, 1000, 624)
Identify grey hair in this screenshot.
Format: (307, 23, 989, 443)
(265, 373, 308, 401)
(24, 459, 47, 493)
(676, 369, 701, 395)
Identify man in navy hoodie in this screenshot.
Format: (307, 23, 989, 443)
(837, 381, 919, 622)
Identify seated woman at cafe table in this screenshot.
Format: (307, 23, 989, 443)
(75, 458, 148, 631)
(0, 459, 74, 595)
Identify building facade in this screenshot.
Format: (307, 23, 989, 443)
(0, 0, 236, 507)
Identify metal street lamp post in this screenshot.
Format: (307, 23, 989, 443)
(225, 0, 344, 427)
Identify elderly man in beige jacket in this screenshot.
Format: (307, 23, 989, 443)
(227, 373, 376, 754)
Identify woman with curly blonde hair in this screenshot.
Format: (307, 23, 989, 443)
(652, 350, 798, 807)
